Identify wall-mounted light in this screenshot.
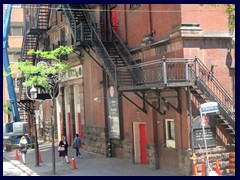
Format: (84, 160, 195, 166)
(210, 64, 217, 74)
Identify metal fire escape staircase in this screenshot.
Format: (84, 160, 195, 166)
(18, 4, 51, 118)
(58, 4, 235, 141)
(56, 4, 139, 85)
(190, 58, 235, 142)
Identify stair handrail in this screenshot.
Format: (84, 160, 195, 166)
(110, 26, 137, 67)
(197, 78, 235, 119)
(79, 4, 117, 83)
(61, 4, 76, 40)
(36, 4, 51, 30)
(195, 57, 235, 107)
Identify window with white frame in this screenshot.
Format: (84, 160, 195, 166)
(8, 52, 21, 63)
(165, 119, 176, 148)
(8, 26, 23, 36)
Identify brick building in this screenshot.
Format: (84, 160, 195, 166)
(17, 4, 234, 175)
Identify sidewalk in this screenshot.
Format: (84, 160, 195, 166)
(3, 142, 183, 176)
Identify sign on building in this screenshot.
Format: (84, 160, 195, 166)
(192, 115, 217, 149)
(107, 85, 121, 139)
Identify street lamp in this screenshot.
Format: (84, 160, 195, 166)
(30, 85, 40, 167)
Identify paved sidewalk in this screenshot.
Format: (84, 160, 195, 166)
(3, 142, 183, 176)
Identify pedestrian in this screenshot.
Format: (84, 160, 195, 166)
(74, 134, 82, 158)
(58, 135, 70, 163)
(18, 136, 28, 164)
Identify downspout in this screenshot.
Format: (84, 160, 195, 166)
(124, 4, 128, 43)
(149, 4, 153, 33)
(187, 87, 194, 152)
(60, 87, 66, 135)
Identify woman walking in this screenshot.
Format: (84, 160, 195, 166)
(18, 136, 28, 164)
(58, 135, 70, 163)
(74, 134, 82, 158)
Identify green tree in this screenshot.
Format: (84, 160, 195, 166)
(9, 45, 74, 174)
(3, 101, 11, 115)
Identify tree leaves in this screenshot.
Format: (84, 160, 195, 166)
(9, 46, 74, 91)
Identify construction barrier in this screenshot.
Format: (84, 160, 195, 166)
(229, 152, 235, 175)
(215, 160, 221, 176)
(70, 158, 77, 170)
(201, 154, 205, 176)
(192, 153, 197, 176)
(15, 149, 19, 160)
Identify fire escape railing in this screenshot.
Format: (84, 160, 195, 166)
(109, 26, 140, 85)
(117, 58, 195, 89)
(117, 57, 235, 128)
(192, 58, 235, 127)
(19, 4, 51, 102)
(78, 4, 117, 84)
(61, 4, 76, 41)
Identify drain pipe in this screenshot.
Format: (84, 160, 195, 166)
(187, 87, 194, 152)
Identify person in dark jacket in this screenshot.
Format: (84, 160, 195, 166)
(74, 134, 82, 158)
(58, 135, 70, 163)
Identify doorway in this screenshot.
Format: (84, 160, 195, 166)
(133, 122, 147, 164)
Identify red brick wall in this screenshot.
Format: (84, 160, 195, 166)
(82, 51, 106, 128)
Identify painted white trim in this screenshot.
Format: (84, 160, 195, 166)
(165, 119, 176, 148)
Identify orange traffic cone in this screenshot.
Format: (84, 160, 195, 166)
(38, 150, 42, 163)
(215, 160, 221, 176)
(15, 149, 19, 160)
(201, 154, 205, 176)
(192, 153, 198, 176)
(70, 158, 77, 170)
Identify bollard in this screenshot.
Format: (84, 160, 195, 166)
(229, 152, 235, 175)
(38, 150, 42, 163)
(108, 142, 112, 158)
(70, 158, 77, 170)
(15, 149, 19, 160)
(215, 160, 221, 176)
(192, 153, 198, 176)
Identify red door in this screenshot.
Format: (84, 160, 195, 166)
(111, 7, 118, 34)
(139, 124, 147, 164)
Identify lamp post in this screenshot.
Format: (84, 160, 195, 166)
(30, 85, 40, 167)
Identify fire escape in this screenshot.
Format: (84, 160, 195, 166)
(56, 4, 235, 143)
(18, 4, 51, 118)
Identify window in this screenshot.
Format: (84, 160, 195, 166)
(130, 4, 140, 9)
(60, 28, 66, 45)
(8, 52, 21, 63)
(165, 119, 176, 148)
(8, 26, 23, 36)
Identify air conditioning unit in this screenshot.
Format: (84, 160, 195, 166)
(166, 140, 175, 148)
